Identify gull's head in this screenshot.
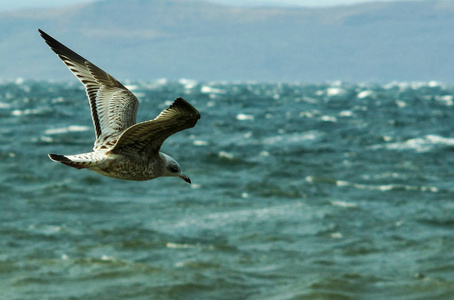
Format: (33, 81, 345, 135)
(160, 153, 191, 184)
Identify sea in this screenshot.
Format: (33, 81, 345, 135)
(0, 79, 454, 300)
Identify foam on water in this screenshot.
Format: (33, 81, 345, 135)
(371, 134, 454, 152)
(44, 125, 91, 135)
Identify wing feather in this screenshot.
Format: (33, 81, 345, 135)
(38, 29, 139, 150)
(110, 97, 200, 156)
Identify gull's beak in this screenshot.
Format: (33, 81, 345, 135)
(180, 174, 191, 184)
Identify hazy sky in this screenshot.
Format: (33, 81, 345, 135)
(0, 0, 415, 11)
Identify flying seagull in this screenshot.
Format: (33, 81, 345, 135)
(39, 29, 200, 183)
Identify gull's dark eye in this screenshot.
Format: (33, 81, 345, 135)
(168, 163, 179, 173)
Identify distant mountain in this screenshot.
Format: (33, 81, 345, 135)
(1, 0, 454, 82)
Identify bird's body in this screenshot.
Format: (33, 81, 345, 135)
(39, 29, 200, 183)
(48, 152, 160, 181)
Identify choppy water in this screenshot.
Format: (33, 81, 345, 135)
(1, 79, 454, 299)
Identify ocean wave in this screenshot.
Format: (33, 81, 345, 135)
(236, 113, 254, 121)
(357, 90, 376, 99)
(305, 176, 439, 193)
(263, 131, 323, 145)
(200, 84, 226, 95)
(369, 135, 454, 152)
(163, 201, 310, 233)
(44, 125, 91, 135)
(11, 108, 51, 117)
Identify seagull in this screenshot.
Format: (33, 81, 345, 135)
(39, 29, 200, 183)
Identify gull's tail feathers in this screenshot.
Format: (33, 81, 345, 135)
(48, 153, 94, 170)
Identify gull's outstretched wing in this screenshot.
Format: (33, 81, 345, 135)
(39, 29, 139, 150)
(110, 97, 200, 156)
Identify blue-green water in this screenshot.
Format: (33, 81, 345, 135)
(1, 79, 454, 299)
